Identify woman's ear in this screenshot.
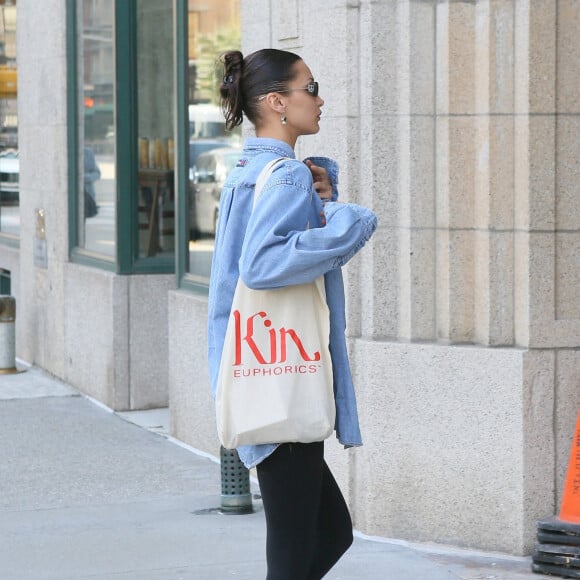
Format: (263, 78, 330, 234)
(264, 93, 286, 115)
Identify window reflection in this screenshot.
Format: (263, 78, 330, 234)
(137, 0, 175, 259)
(78, 0, 115, 257)
(0, 1, 18, 238)
(186, 0, 241, 281)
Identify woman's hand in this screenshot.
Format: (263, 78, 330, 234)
(305, 160, 333, 201)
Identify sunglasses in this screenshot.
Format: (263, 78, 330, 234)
(258, 81, 319, 100)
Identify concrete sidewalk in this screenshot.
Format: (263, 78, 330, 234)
(0, 365, 550, 580)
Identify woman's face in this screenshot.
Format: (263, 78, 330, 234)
(283, 60, 324, 137)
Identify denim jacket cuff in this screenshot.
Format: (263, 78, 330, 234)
(303, 156, 340, 201)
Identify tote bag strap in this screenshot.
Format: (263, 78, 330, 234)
(252, 157, 289, 210)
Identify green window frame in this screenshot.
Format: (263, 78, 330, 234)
(174, 0, 205, 293)
(0, 268, 10, 294)
(66, 0, 176, 274)
(67, 0, 238, 286)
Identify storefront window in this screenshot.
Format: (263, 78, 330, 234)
(185, 0, 241, 284)
(68, 0, 240, 275)
(76, 0, 115, 257)
(136, 0, 174, 259)
(0, 1, 18, 240)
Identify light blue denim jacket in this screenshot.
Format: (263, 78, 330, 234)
(207, 137, 377, 469)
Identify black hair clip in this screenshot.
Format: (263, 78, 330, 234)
(223, 74, 234, 85)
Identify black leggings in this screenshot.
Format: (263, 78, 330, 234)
(256, 441, 353, 579)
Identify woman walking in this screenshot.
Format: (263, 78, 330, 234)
(208, 48, 377, 579)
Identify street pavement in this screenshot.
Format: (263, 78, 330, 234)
(0, 365, 552, 580)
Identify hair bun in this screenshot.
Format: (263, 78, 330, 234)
(223, 50, 243, 76)
(219, 51, 244, 130)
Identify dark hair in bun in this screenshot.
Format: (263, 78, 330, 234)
(219, 48, 302, 130)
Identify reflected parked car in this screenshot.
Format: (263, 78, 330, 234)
(190, 146, 241, 236)
(0, 149, 19, 204)
(189, 139, 233, 174)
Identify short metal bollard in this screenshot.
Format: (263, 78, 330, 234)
(0, 296, 18, 374)
(220, 446, 253, 514)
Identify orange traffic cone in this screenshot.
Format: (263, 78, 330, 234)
(532, 410, 580, 578)
(559, 410, 580, 524)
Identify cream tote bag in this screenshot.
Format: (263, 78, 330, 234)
(216, 158, 336, 449)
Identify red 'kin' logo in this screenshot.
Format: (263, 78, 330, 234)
(233, 310, 321, 365)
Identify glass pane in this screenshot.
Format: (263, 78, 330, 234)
(136, 0, 174, 259)
(77, 0, 115, 257)
(186, 0, 241, 281)
(0, 2, 19, 238)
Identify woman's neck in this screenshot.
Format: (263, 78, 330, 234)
(255, 126, 297, 150)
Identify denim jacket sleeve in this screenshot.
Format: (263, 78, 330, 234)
(239, 158, 377, 290)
